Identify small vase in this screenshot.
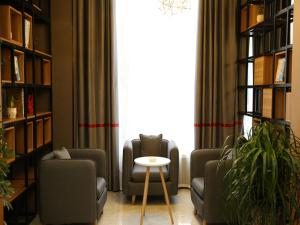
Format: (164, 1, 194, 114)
(7, 107, 17, 119)
(257, 14, 264, 23)
(257, 5, 264, 23)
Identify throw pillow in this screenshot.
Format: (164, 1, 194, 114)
(139, 134, 162, 156)
(53, 147, 71, 159)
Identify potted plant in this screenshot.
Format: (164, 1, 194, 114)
(0, 128, 14, 224)
(7, 96, 17, 119)
(257, 5, 264, 23)
(221, 121, 300, 225)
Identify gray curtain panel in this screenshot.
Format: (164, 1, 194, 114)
(72, 0, 120, 191)
(194, 0, 242, 149)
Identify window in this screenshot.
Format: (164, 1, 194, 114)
(116, 0, 199, 185)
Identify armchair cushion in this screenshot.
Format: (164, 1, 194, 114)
(192, 177, 204, 199)
(131, 164, 169, 182)
(53, 147, 71, 159)
(139, 134, 162, 156)
(96, 177, 106, 200)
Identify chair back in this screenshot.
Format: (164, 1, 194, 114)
(131, 138, 169, 159)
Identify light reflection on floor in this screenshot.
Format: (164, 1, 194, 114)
(30, 189, 202, 225)
(98, 189, 202, 225)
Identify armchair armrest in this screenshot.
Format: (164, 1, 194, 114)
(190, 149, 222, 179)
(39, 159, 97, 224)
(167, 140, 179, 185)
(123, 140, 133, 194)
(204, 160, 231, 223)
(68, 149, 106, 180)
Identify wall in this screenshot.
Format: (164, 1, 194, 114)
(291, 1, 300, 136)
(51, 0, 74, 148)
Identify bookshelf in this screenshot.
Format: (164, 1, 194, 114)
(0, 0, 52, 224)
(238, 0, 294, 126)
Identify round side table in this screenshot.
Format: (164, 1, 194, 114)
(134, 156, 174, 225)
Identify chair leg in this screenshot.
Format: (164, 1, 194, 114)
(132, 195, 136, 204)
(194, 208, 197, 215)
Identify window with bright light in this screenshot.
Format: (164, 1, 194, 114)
(116, 0, 199, 185)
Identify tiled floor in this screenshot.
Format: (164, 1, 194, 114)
(32, 189, 202, 225)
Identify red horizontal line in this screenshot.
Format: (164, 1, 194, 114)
(194, 121, 242, 128)
(79, 123, 119, 128)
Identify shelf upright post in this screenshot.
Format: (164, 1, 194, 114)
(245, 0, 250, 114)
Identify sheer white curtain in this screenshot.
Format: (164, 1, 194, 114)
(116, 0, 199, 187)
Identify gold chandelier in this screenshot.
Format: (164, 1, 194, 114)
(160, 0, 190, 14)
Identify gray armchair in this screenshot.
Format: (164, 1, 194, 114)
(39, 149, 107, 224)
(122, 138, 179, 202)
(190, 149, 230, 225)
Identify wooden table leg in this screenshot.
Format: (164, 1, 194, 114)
(140, 167, 150, 225)
(132, 195, 136, 204)
(159, 166, 174, 224)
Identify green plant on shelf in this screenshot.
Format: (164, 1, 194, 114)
(221, 121, 300, 225)
(9, 96, 15, 108)
(0, 128, 14, 215)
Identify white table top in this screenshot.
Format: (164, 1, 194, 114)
(134, 156, 171, 167)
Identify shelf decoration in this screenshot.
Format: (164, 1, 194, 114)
(275, 58, 286, 83)
(13, 50, 24, 83)
(7, 96, 17, 119)
(24, 13, 33, 49)
(27, 95, 34, 115)
(274, 52, 286, 84)
(256, 5, 264, 23)
(241, 4, 263, 32)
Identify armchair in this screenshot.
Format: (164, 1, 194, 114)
(122, 138, 179, 202)
(190, 149, 230, 225)
(38, 149, 107, 224)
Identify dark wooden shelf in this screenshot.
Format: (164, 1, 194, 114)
(238, 83, 291, 89)
(240, 17, 274, 36)
(238, 0, 293, 125)
(2, 117, 26, 125)
(0, 0, 52, 223)
(275, 4, 294, 18)
(7, 180, 26, 203)
(238, 111, 290, 125)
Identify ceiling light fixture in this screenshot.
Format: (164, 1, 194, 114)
(160, 0, 190, 15)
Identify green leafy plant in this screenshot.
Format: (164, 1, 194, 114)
(0, 128, 14, 210)
(221, 121, 300, 225)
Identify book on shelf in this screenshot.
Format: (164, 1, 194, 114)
(27, 95, 34, 115)
(14, 55, 21, 81)
(25, 19, 31, 48)
(275, 58, 286, 83)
